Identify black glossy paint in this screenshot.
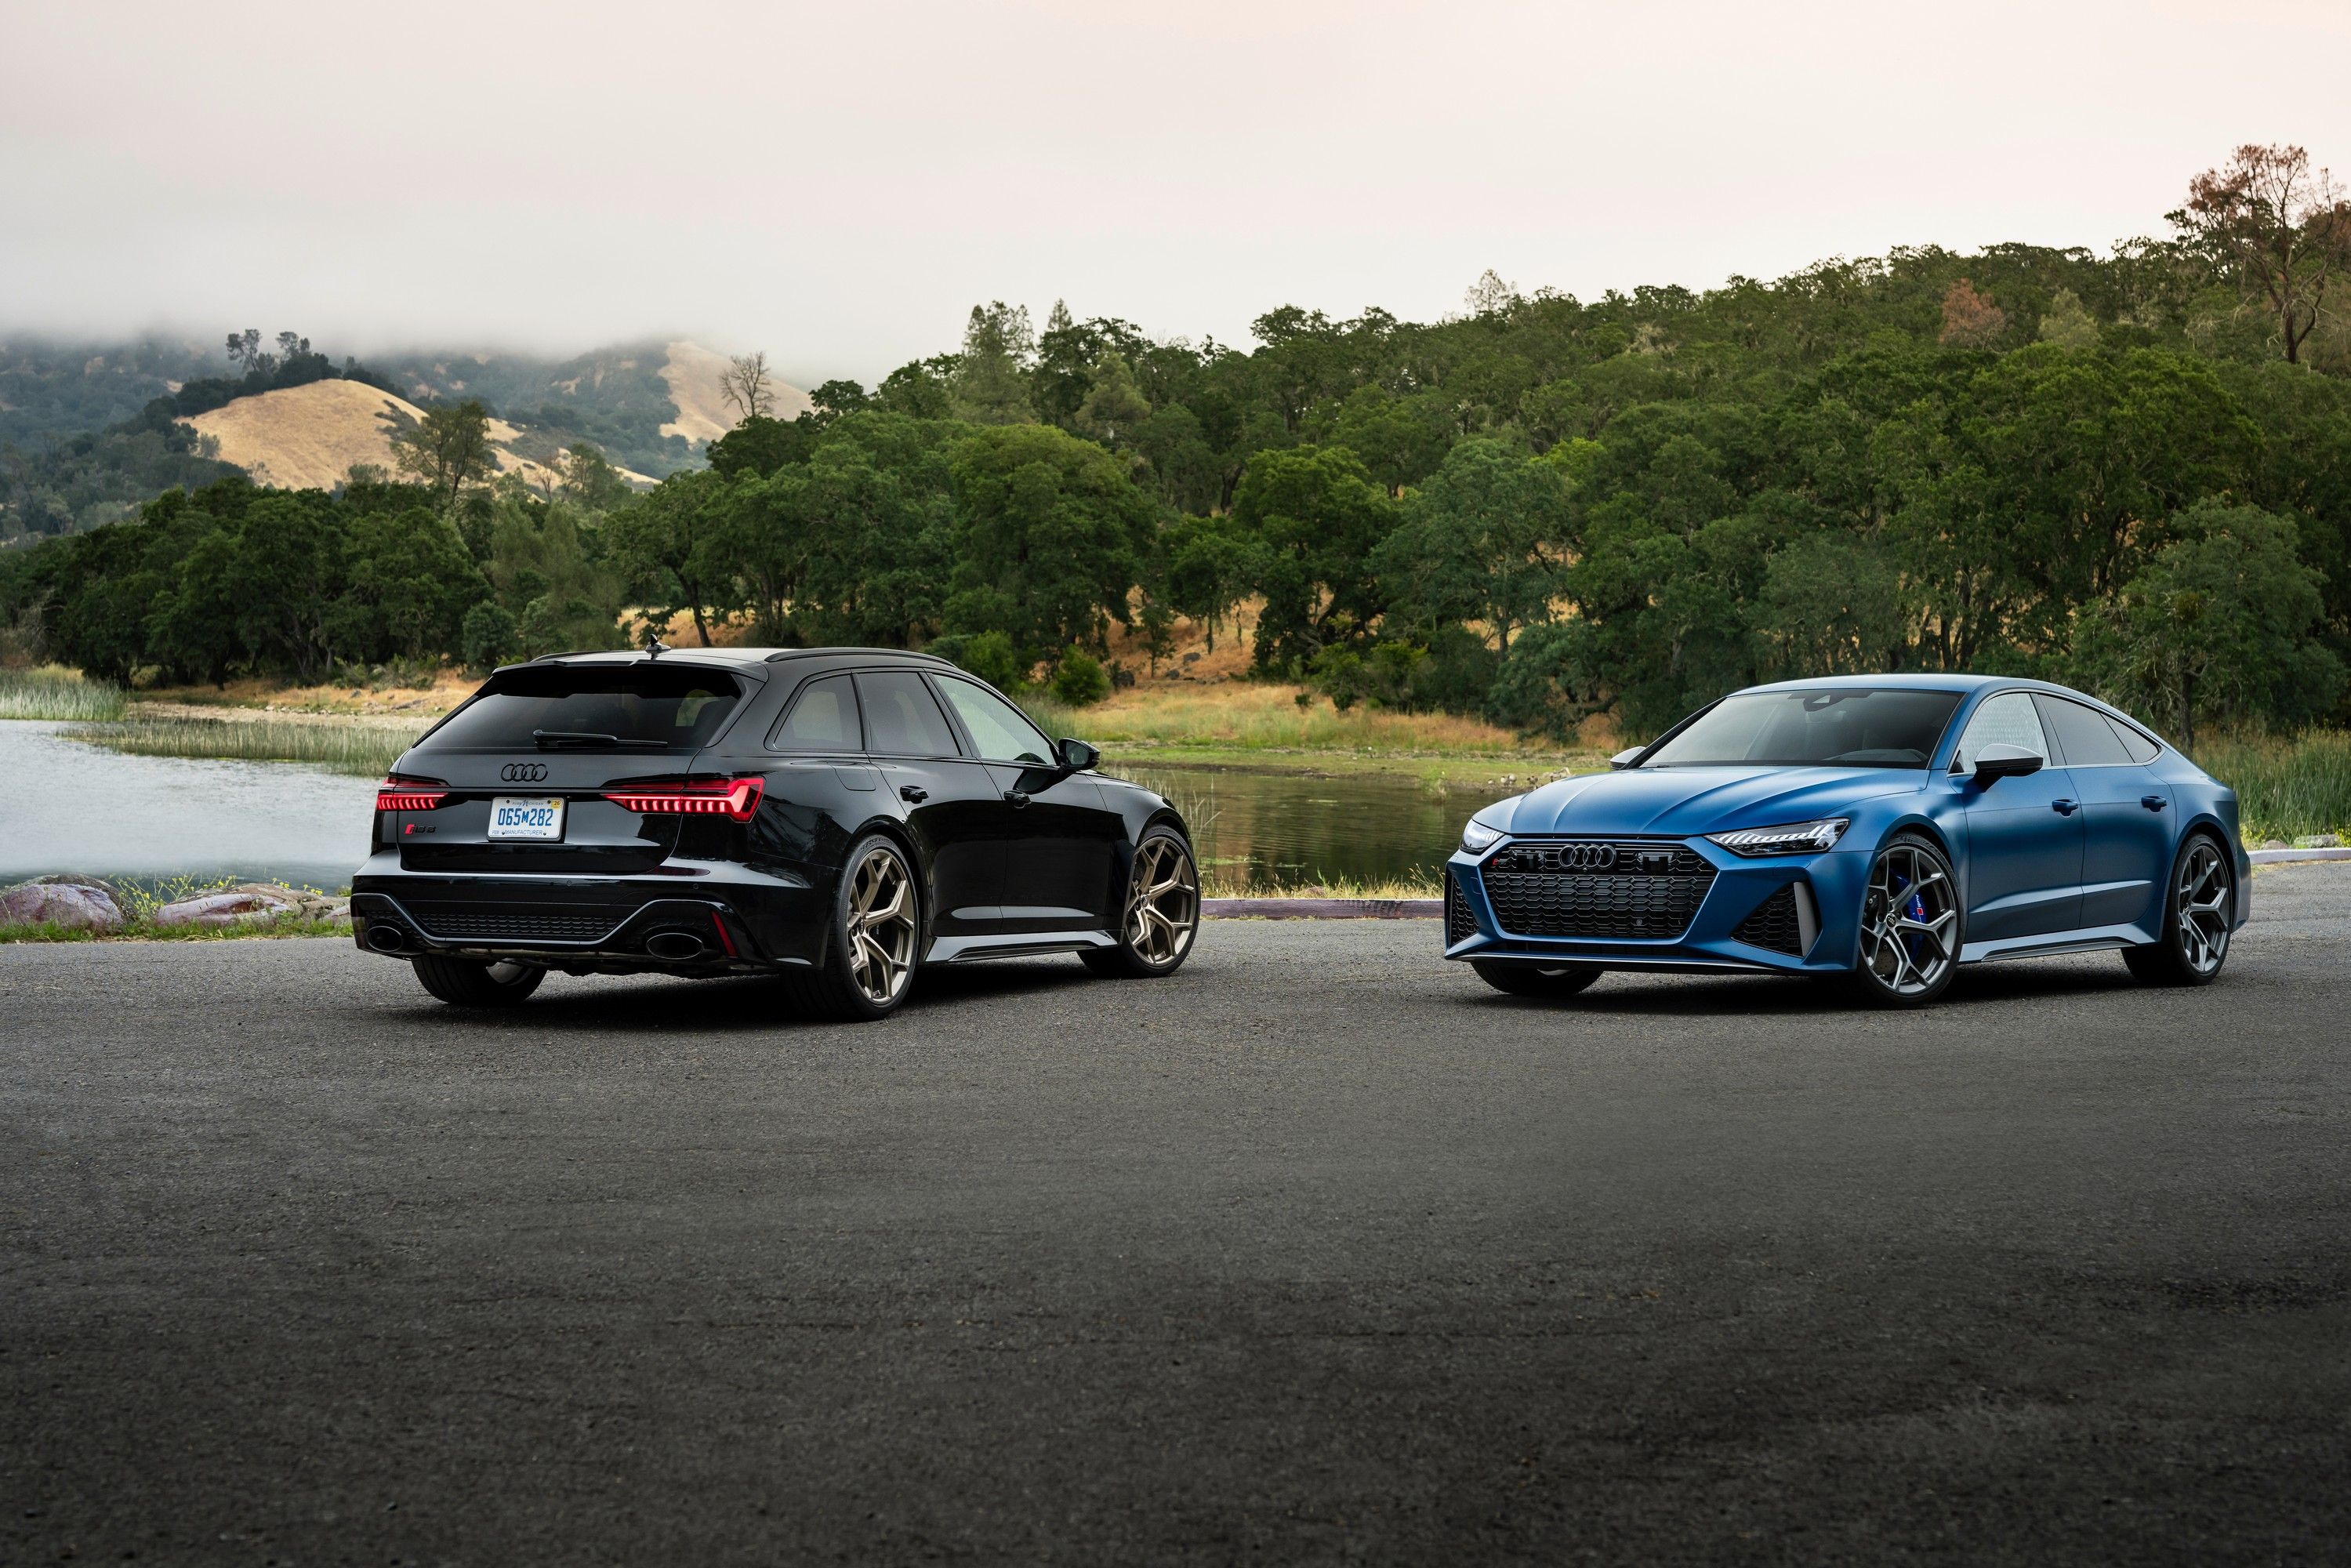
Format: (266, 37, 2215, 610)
(348, 648, 1187, 980)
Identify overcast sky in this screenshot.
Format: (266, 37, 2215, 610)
(5, 0, 2348, 387)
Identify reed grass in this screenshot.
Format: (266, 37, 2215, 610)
(0, 666, 129, 721)
(2193, 731, 2351, 843)
(61, 717, 416, 777)
(1021, 682, 1567, 757)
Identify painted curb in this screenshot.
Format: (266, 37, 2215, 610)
(1203, 898, 1441, 920)
(2248, 847, 2351, 863)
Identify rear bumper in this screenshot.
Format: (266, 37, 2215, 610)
(349, 853, 823, 975)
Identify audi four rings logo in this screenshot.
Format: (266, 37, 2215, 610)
(1507, 841, 1617, 870)
(500, 763, 550, 782)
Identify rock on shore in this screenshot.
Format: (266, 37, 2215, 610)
(154, 884, 349, 928)
(0, 876, 129, 931)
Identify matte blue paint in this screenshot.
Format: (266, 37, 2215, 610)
(1445, 673, 2251, 975)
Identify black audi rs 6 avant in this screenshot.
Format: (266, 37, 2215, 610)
(350, 647, 1202, 1018)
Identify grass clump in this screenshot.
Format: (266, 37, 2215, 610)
(2193, 731, 2351, 844)
(1048, 681, 1573, 758)
(0, 916, 350, 945)
(1199, 871, 1443, 901)
(0, 666, 129, 721)
(61, 717, 417, 777)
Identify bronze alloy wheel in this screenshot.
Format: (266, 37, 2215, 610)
(784, 833, 924, 1021)
(2124, 833, 2234, 987)
(1084, 827, 1199, 978)
(1851, 833, 1961, 1007)
(844, 843, 920, 1006)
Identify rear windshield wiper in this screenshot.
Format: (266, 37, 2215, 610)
(532, 730, 670, 750)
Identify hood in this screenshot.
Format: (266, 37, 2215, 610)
(1493, 766, 1922, 837)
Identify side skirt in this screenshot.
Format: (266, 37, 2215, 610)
(1958, 924, 2153, 965)
(925, 930, 1118, 964)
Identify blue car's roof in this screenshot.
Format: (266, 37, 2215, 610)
(1735, 673, 2006, 695)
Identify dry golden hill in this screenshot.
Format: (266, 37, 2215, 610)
(180, 381, 651, 495)
(659, 341, 813, 445)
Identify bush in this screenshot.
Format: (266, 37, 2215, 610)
(1050, 648, 1112, 706)
(462, 601, 519, 671)
(931, 629, 1024, 690)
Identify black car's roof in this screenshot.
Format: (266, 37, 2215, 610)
(498, 646, 955, 675)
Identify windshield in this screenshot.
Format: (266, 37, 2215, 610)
(1642, 688, 1963, 769)
(423, 665, 745, 753)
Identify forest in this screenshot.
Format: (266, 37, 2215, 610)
(5, 144, 2349, 746)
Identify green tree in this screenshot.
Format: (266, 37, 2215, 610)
(390, 400, 499, 510)
(1230, 444, 1395, 670)
(944, 423, 1157, 655)
(604, 470, 735, 645)
(1371, 437, 1570, 652)
(2071, 499, 2344, 749)
(949, 303, 1036, 426)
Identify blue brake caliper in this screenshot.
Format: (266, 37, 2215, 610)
(1892, 869, 1927, 965)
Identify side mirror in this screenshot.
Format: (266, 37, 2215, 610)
(1609, 746, 1645, 771)
(1970, 742, 2044, 784)
(1058, 736, 1101, 773)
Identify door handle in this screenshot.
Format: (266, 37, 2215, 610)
(2052, 798, 2079, 816)
(898, 785, 928, 804)
(1004, 790, 1029, 808)
(2141, 795, 2167, 811)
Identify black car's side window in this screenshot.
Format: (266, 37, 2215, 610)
(931, 677, 1054, 765)
(856, 670, 962, 757)
(2036, 695, 2132, 767)
(768, 673, 860, 752)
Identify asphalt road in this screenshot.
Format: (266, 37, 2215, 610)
(5, 866, 2351, 1566)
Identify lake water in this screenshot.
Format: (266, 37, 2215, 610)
(0, 720, 1522, 895)
(0, 720, 379, 893)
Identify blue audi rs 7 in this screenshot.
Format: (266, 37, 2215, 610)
(1444, 676, 2251, 1006)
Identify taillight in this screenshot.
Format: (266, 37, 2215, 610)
(602, 777, 765, 822)
(376, 780, 449, 811)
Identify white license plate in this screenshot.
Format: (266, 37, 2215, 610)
(488, 796, 565, 840)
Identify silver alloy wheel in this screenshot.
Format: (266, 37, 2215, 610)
(845, 846, 918, 1005)
(2176, 838, 2232, 975)
(1125, 835, 1199, 965)
(1858, 840, 1959, 996)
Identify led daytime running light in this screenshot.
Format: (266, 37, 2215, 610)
(1706, 818, 1849, 856)
(602, 777, 765, 822)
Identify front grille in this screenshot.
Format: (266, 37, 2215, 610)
(1446, 873, 1476, 945)
(1481, 839, 1715, 940)
(404, 902, 631, 942)
(1733, 884, 1803, 954)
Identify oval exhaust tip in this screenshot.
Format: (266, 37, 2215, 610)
(645, 931, 706, 962)
(365, 924, 408, 953)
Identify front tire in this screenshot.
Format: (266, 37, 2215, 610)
(783, 835, 923, 1022)
(2123, 833, 2234, 986)
(1848, 833, 1961, 1007)
(412, 955, 544, 1007)
(1471, 960, 1602, 998)
(1082, 826, 1201, 978)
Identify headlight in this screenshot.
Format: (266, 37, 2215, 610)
(1706, 818, 1849, 856)
(1460, 819, 1504, 854)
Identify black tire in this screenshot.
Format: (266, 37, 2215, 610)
(780, 833, 923, 1022)
(1471, 960, 1602, 997)
(1083, 826, 1200, 978)
(412, 954, 544, 1007)
(2122, 833, 2234, 987)
(1847, 832, 1961, 1008)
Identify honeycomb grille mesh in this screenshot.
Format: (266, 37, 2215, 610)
(1481, 840, 1715, 940)
(1446, 873, 1476, 945)
(1732, 885, 1803, 954)
(405, 903, 629, 942)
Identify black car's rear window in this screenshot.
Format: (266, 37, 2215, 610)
(1642, 688, 1963, 769)
(423, 666, 745, 753)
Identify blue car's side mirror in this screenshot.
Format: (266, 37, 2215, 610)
(1609, 747, 1645, 770)
(1969, 743, 2044, 784)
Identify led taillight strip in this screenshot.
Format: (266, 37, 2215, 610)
(602, 778, 764, 822)
(376, 782, 449, 811)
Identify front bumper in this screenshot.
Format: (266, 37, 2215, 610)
(349, 851, 822, 975)
(1444, 837, 1867, 974)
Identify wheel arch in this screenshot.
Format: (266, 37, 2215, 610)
(843, 815, 932, 931)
